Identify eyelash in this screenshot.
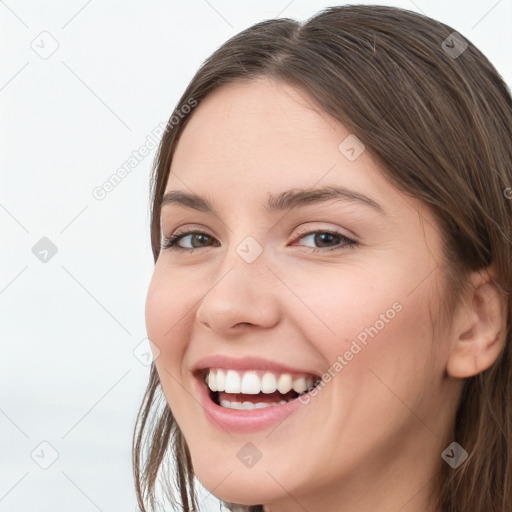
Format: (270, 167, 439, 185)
(161, 226, 357, 254)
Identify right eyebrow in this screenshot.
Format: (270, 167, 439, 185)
(160, 190, 216, 214)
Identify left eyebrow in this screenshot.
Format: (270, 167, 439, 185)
(264, 185, 386, 215)
(160, 185, 387, 216)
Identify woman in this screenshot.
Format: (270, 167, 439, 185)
(133, 5, 512, 511)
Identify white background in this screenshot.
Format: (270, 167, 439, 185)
(1, 1, 510, 511)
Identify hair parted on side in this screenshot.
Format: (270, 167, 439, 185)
(133, 5, 512, 512)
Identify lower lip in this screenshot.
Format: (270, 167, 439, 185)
(193, 375, 313, 433)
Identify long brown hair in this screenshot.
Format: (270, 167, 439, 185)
(132, 5, 512, 511)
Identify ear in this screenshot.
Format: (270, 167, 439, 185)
(446, 268, 507, 379)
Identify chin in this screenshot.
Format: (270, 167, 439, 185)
(193, 464, 287, 506)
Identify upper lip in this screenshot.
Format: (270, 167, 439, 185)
(191, 355, 321, 378)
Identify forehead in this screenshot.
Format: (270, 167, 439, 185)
(167, 77, 416, 219)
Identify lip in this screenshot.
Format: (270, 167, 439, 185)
(191, 354, 320, 378)
(192, 372, 315, 433)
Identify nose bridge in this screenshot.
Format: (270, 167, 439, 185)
(214, 225, 273, 280)
(195, 239, 281, 332)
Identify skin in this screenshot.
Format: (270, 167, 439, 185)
(145, 77, 505, 512)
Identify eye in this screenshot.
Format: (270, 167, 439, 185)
(161, 230, 218, 251)
(292, 228, 357, 252)
(161, 226, 357, 254)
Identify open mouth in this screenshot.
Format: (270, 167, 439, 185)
(199, 369, 322, 410)
(210, 388, 305, 409)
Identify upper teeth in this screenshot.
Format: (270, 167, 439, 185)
(205, 368, 316, 394)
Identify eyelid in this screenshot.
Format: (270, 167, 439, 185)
(161, 223, 214, 241)
(161, 223, 357, 253)
(163, 222, 354, 241)
(292, 223, 356, 242)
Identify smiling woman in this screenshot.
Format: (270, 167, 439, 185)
(133, 5, 512, 512)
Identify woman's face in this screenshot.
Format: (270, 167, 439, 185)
(145, 77, 461, 510)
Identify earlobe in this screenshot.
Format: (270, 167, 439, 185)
(446, 270, 506, 379)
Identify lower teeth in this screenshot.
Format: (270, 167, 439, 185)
(219, 399, 289, 410)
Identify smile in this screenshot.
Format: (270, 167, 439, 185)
(204, 368, 320, 410)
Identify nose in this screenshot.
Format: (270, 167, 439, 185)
(195, 262, 282, 334)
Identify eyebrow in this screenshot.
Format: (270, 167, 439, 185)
(160, 185, 386, 216)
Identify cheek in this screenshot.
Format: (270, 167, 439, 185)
(145, 264, 188, 340)
(290, 265, 436, 392)
(144, 269, 194, 421)
(281, 264, 394, 345)
(144, 267, 192, 374)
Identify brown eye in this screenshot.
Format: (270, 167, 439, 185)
(294, 230, 356, 251)
(162, 232, 219, 251)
